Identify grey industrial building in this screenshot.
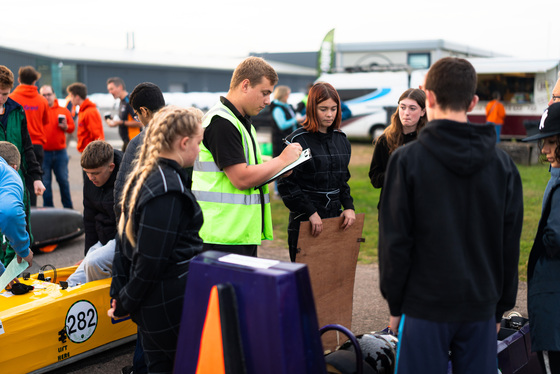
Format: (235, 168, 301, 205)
(0, 38, 500, 105)
(0, 40, 317, 99)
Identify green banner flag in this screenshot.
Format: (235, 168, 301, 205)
(318, 28, 335, 75)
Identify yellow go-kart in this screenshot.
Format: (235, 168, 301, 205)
(0, 266, 136, 373)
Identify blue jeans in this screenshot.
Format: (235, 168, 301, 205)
(66, 239, 115, 287)
(495, 124, 502, 143)
(42, 149, 73, 209)
(134, 331, 147, 374)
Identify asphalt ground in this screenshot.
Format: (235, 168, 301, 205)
(28, 120, 528, 373)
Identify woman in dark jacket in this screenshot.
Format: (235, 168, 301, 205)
(368, 88, 426, 208)
(524, 102, 560, 374)
(108, 106, 204, 373)
(278, 82, 355, 262)
(271, 85, 303, 158)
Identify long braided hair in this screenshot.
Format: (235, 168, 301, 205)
(118, 105, 203, 247)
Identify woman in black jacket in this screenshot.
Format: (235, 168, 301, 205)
(368, 88, 426, 209)
(108, 106, 204, 373)
(278, 82, 355, 262)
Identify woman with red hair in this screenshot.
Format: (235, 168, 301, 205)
(278, 82, 355, 262)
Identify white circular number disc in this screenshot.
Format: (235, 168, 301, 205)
(65, 300, 98, 343)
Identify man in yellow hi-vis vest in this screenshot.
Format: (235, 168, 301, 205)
(192, 57, 302, 257)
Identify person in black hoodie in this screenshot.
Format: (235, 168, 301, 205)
(378, 57, 523, 374)
(67, 140, 122, 286)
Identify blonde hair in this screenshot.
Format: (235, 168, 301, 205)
(273, 85, 291, 102)
(118, 105, 203, 247)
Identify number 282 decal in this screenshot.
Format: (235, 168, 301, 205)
(65, 300, 98, 343)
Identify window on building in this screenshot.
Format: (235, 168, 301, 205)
(476, 73, 535, 103)
(408, 53, 430, 69)
(169, 83, 186, 93)
(59, 64, 78, 97)
(36, 59, 78, 99)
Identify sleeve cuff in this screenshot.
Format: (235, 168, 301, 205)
(114, 297, 128, 318)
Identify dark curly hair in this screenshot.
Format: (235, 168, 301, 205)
(538, 135, 560, 164)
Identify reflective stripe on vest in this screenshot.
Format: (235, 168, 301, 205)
(192, 101, 273, 245)
(194, 160, 221, 173)
(193, 190, 271, 205)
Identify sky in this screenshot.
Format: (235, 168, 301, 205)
(2, 0, 560, 60)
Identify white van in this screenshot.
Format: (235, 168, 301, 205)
(316, 70, 409, 140)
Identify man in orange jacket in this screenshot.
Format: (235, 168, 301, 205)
(66, 83, 104, 153)
(40, 85, 75, 209)
(9, 66, 49, 206)
(485, 91, 506, 143)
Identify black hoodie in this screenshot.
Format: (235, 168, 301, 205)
(83, 149, 123, 255)
(379, 119, 523, 323)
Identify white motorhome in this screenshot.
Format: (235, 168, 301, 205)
(411, 57, 560, 138)
(316, 70, 409, 139)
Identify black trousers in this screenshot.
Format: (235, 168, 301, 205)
(538, 351, 560, 374)
(287, 196, 341, 262)
(202, 243, 257, 257)
(25, 144, 44, 206)
(132, 276, 186, 374)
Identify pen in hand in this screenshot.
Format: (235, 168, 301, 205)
(282, 138, 291, 146)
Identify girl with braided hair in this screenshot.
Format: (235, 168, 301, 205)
(108, 105, 204, 373)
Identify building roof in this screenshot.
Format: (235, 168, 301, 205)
(0, 39, 316, 76)
(467, 57, 560, 74)
(336, 39, 503, 57)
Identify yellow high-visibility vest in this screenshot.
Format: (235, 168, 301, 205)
(192, 102, 273, 245)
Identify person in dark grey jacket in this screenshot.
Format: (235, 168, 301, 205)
(379, 57, 523, 374)
(114, 82, 166, 217)
(523, 102, 560, 373)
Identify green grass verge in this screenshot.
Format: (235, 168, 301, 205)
(270, 148, 550, 282)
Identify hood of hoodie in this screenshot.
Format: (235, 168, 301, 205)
(418, 119, 497, 176)
(11, 84, 40, 99)
(4, 97, 22, 117)
(80, 98, 96, 112)
(51, 99, 61, 110)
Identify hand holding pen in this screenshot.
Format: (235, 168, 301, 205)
(279, 138, 302, 164)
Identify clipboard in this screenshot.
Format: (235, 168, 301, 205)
(254, 148, 312, 189)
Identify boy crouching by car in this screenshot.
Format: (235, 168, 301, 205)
(67, 140, 122, 286)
